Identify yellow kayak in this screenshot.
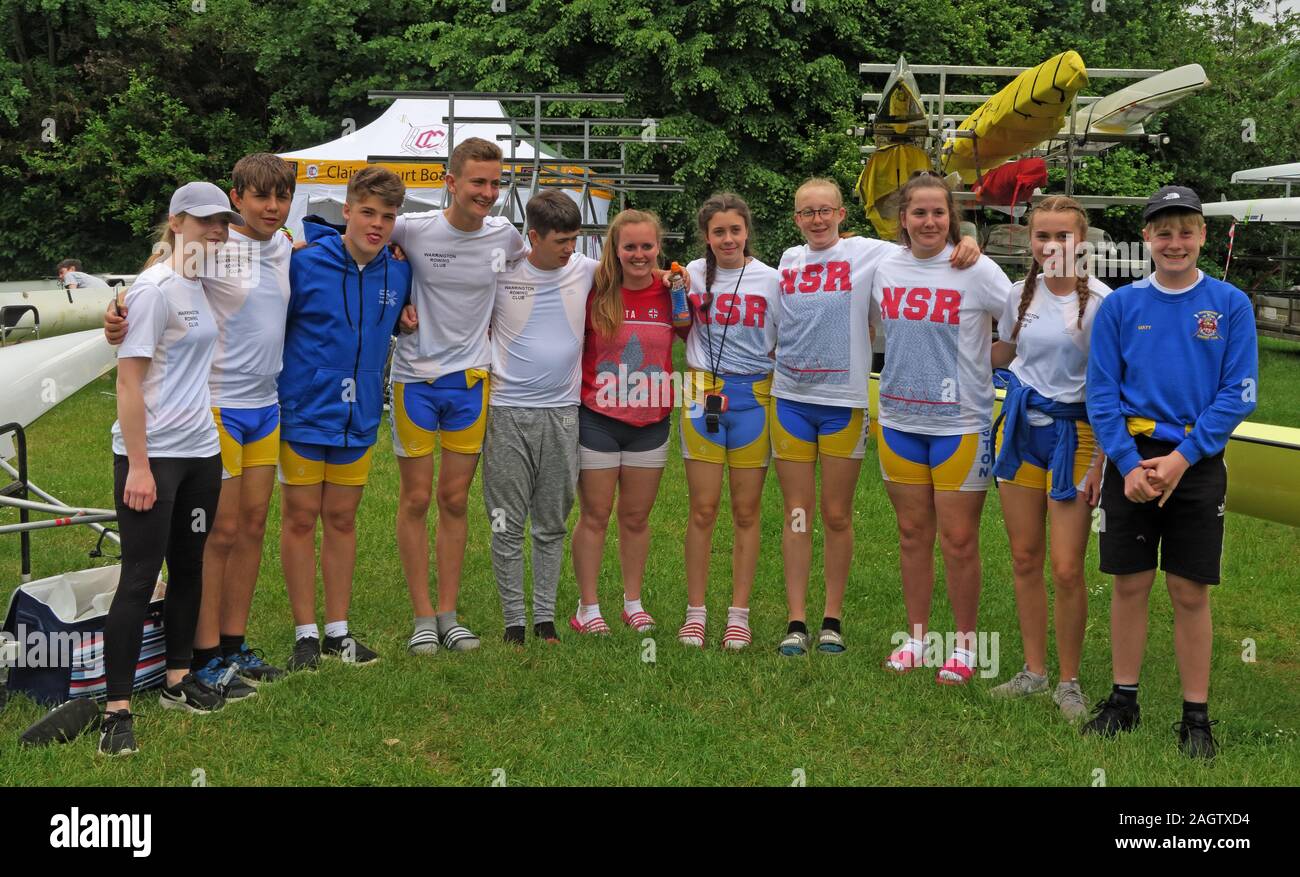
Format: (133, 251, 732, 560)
(856, 143, 932, 240)
(866, 375, 1300, 528)
(943, 51, 1089, 184)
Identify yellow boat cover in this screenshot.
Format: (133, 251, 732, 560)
(943, 51, 1089, 183)
(856, 143, 932, 240)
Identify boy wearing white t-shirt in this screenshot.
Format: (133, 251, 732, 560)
(390, 138, 528, 655)
(478, 191, 594, 643)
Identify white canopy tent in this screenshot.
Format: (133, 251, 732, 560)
(278, 98, 612, 239)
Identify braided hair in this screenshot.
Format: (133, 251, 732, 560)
(1012, 195, 1091, 341)
(696, 192, 755, 294)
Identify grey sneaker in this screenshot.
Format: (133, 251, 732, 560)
(990, 665, 1049, 698)
(1054, 680, 1089, 722)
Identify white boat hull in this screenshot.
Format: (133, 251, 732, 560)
(1, 286, 118, 342)
(0, 329, 116, 459)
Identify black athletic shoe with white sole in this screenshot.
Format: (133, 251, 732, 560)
(98, 709, 137, 757)
(323, 633, 379, 665)
(20, 697, 101, 746)
(286, 636, 321, 672)
(158, 673, 225, 714)
(1080, 693, 1140, 738)
(1175, 711, 1219, 760)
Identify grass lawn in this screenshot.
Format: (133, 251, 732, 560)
(1, 341, 1298, 787)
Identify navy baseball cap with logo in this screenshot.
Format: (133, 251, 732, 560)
(1143, 185, 1203, 222)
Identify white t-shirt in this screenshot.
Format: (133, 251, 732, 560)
(1149, 270, 1203, 295)
(390, 211, 528, 382)
(772, 236, 896, 407)
(111, 263, 220, 458)
(63, 270, 110, 289)
(998, 275, 1112, 425)
(205, 228, 292, 407)
(489, 253, 597, 407)
(684, 257, 779, 375)
(873, 246, 1012, 434)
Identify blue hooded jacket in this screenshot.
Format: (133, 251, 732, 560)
(279, 220, 411, 447)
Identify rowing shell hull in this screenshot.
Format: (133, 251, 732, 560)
(942, 51, 1088, 184)
(1056, 64, 1208, 140)
(1203, 197, 1300, 228)
(0, 329, 116, 460)
(0, 286, 117, 342)
(867, 376, 1300, 528)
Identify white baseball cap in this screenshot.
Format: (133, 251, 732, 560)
(168, 181, 245, 225)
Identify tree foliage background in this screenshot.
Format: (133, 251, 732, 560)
(1, 0, 1297, 286)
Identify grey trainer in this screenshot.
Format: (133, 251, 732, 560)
(990, 665, 1049, 698)
(1054, 679, 1089, 722)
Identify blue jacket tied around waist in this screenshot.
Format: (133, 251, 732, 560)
(993, 371, 1089, 501)
(278, 220, 411, 448)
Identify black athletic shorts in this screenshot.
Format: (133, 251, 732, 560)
(577, 405, 671, 469)
(1098, 435, 1227, 585)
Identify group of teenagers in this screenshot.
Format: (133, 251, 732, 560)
(93, 137, 1257, 761)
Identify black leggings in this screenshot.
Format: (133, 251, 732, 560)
(105, 454, 222, 701)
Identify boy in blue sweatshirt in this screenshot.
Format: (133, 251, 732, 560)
(278, 167, 412, 670)
(1084, 186, 1258, 759)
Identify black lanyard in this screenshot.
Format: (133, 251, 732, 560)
(702, 259, 748, 387)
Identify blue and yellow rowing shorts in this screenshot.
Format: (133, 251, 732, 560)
(213, 404, 280, 480)
(391, 369, 489, 458)
(995, 418, 1097, 494)
(878, 426, 993, 492)
(278, 441, 374, 487)
(680, 372, 772, 468)
(770, 397, 868, 463)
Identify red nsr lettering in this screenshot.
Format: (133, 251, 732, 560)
(780, 261, 851, 294)
(878, 287, 961, 324)
(690, 292, 768, 327)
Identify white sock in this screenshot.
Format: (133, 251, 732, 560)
(685, 605, 707, 624)
(900, 636, 924, 657)
(324, 620, 348, 639)
(577, 602, 602, 623)
(950, 646, 976, 668)
(727, 606, 750, 628)
(623, 597, 643, 616)
(295, 624, 319, 642)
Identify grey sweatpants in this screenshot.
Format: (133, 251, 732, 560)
(482, 405, 580, 627)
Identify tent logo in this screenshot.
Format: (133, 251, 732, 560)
(305, 164, 320, 180)
(403, 125, 447, 156)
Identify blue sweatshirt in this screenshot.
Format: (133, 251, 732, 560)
(278, 220, 411, 447)
(1086, 273, 1257, 477)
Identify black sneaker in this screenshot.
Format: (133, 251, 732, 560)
(226, 643, 286, 684)
(159, 673, 225, 714)
(20, 697, 101, 747)
(286, 636, 321, 672)
(534, 621, 560, 644)
(1080, 693, 1141, 738)
(323, 633, 379, 665)
(503, 625, 526, 645)
(1174, 711, 1219, 760)
(98, 709, 137, 757)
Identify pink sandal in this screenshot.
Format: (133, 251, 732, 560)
(721, 624, 752, 651)
(622, 609, 656, 633)
(884, 647, 923, 673)
(568, 614, 610, 636)
(677, 620, 706, 647)
(936, 656, 975, 685)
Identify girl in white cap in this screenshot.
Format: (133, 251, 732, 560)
(99, 181, 243, 756)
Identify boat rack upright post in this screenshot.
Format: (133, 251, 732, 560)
(367, 91, 687, 253)
(0, 423, 30, 582)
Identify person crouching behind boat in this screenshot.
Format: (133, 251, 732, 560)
(1084, 186, 1257, 760)
(99, 182, 243, 756)
(987, 196, 1111, 720)
(277, 166, 412, 671)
